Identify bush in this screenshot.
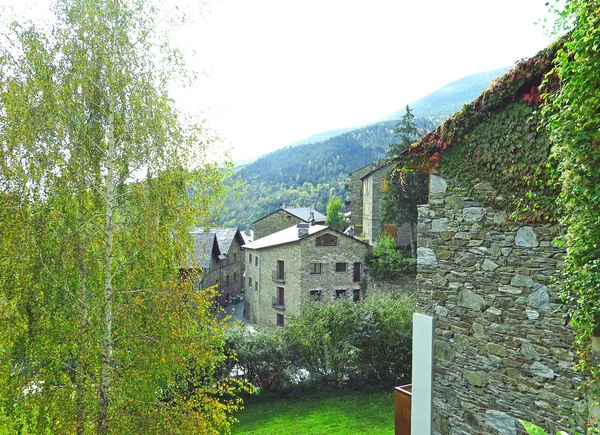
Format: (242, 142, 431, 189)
(366, 234, 416, 281)
(285, 294, 416, 387)
(223, 326, 294, 392)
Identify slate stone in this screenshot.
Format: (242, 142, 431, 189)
(430, 175, 448, 194)
(527, 283, 550, 309)
(432, 218, 450, 232)
(463, 207, 483, 222)
(498, 285, 522, 295)
(494, 210, 508, 225)
(511, 274, 535, 288)
(516, 226, 539, 247)
(464, 370, 488, 387)
(445, 195, 462, 209)
(417, 247, 437, 265)
(482, 259, 499, 271)
(456, 252, 477, 267)
(501, 247, 513, 256)
(485, 410, 516, 435)
(486, 342, 508, 357)
(490, 243, 501, 257)
(458, 289, 486, 311)
(530, 361, 555, 379)
(436, 249, 452, 260)
(521, 343, 540, 361)
(432, 274, 448, 287)
(526, 309, 540, 320)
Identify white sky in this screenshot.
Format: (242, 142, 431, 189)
(1, 0, 559, 162)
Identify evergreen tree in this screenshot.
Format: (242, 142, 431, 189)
(383, 105, 429, 256)
(325, 195, 345, 232)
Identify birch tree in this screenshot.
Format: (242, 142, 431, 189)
(0, 0, 243, 433)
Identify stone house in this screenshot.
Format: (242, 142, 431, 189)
(349, 159, 412, 247)
(252, 205, 325, 240)
(399, 44, 582, 434)
(243, 223, 370, 329)
(183, 227, 245, 305)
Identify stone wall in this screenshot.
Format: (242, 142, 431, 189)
(246, 230, 369, 329)
(362, 162, 392, 245)
(364, 274, 416, 298)
(253, 210, 303, 240)
(417, 174, 581, 434)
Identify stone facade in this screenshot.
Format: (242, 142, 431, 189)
(245, 227, 369, 329)
(254, 210, 304, 240)
(360, 160, 392, 245)
(418, 174, 580, 435)
(253, 207, 325, 240)
(349, 162, 375, 235)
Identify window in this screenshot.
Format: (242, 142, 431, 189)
(255, 256, 258, 266)
(248, 277, 252, 288)
(255, 281, 258, 291)
(277, 313, 284, 326)
(226, 275, 230, 284)
(234, 272, 237, 281)
(276, 287, 284, 306)
(311, 263, 322, 274)
(316, 234, 338, 247)
(353, 289, 361, 302)
(382, 178, 388, 192)
(310, 290, 322, 301)
(335, 289, 347, 299)
(249, 253, 252, 263)
(353, 262, 361, 282)
(234, 253, 237, 262)
(335, 263, 347, 273)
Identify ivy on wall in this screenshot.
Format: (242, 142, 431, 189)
(543, 0, 600, 396)
(437, 102, 558, 221)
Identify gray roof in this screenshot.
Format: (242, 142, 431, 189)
(243, 224, 328, 250)
(359, 161, 392, 180)
(284, 207, 326, 222)
(209, 227, 240, 254)
(187, 231, 219, 269)
(252, 206, 326, 225)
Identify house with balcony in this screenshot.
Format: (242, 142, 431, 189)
(243, 223, 370, 329)
(252, 205, 326, 240)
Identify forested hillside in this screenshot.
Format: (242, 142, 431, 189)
(218, 68, 508, 229)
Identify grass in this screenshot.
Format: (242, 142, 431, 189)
(231, 388, 394, 435)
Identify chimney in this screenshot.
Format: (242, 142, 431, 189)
(297, 223, 309, 238)
(309, 210, 315, 225)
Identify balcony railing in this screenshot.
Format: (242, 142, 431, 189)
(272, 297, 285, 310)
(272, 270, 286, 283)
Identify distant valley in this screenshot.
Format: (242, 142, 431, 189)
(218, 67, 509, 229)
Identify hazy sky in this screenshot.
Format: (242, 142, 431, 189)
(1, 0, 559, 162)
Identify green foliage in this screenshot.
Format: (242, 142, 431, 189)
(543, 0, 600, 400)
(437, 102, 558, 221)
(0, 0, 244, 433)
(519, 420, 573, 435)
(285, 294, 416, 387)
(224, 295, 415, 390)
(325, 195, 345, 231)
(366, 234, 417, 280)
(224, 327, 293, 393)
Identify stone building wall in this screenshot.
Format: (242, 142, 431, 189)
(349, 163, 373, 234)
(362, 162, 392, 245)
(417, 174, 580, 435)
(253, 210, 303, 240)
(245, 230, 369, 329)
(217, 239, 245, 303)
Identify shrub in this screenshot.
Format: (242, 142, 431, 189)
(366, 234, 416, 281)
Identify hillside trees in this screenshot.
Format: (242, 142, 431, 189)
(0, 1, 242, 433)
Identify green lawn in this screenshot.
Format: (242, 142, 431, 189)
(231, 389, 394, 435)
